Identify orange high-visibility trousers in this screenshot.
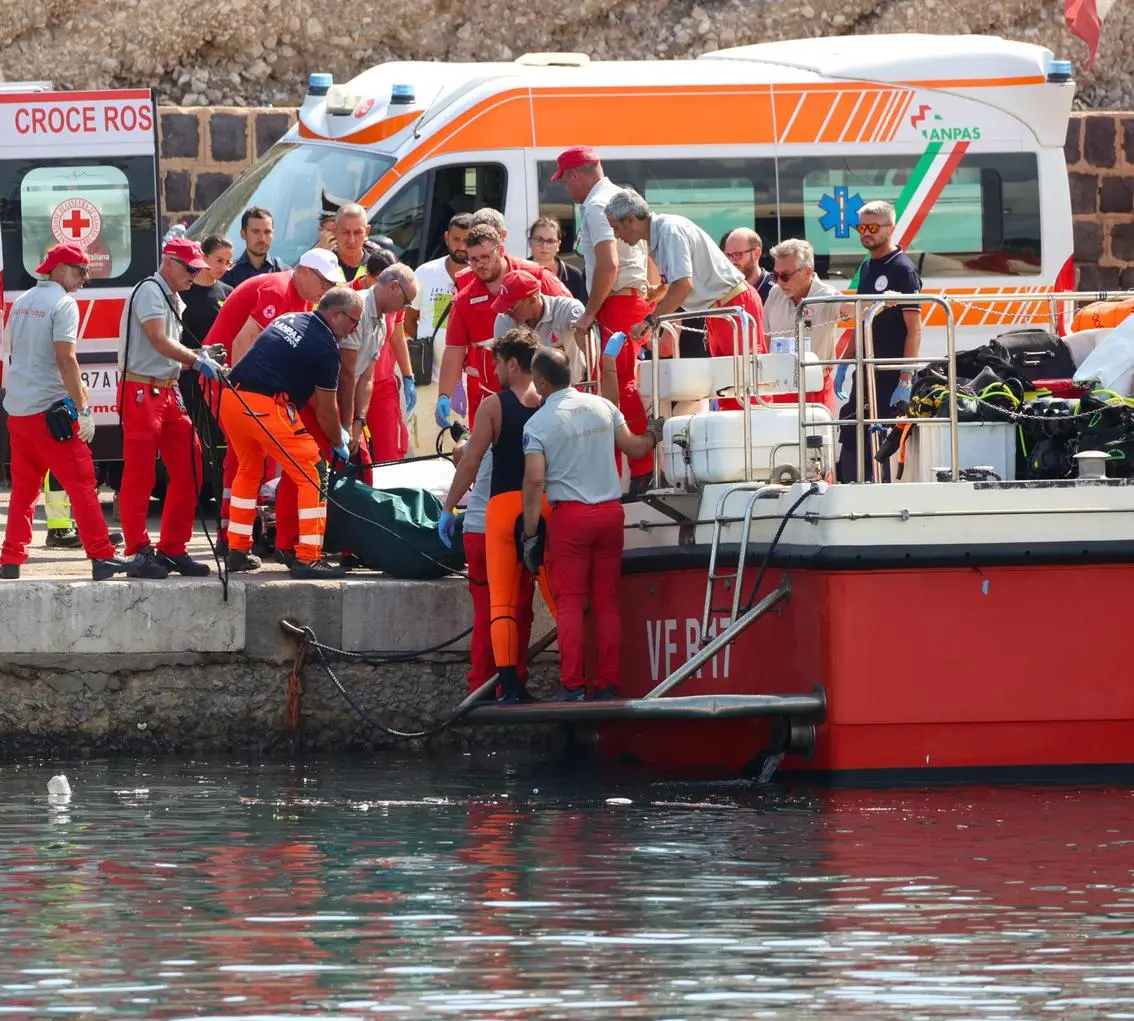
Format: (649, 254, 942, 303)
(484, 490, 555, 669)
(219, 388, 326, 564)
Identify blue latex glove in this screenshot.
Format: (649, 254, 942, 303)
(330, 444, 350, 465)
(194, 352, 221, 380)
(402, 375, 418, 415)
(604, 331, 628, 358)
(452, 379, 468, 418)
(890, 376, 913, 408)
(435, 393, 452, 429)
(834, 364, 849, 401)
(438, 509, 458, 549)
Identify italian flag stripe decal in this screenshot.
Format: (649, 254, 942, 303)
(833, 138, 969, 356)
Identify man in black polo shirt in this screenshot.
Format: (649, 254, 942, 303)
(223, 206, 287, 288)
(836, 200, 922, 483)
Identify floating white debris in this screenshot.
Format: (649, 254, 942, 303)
(606, 797, 633, 805)
(47, 775, 71, 797)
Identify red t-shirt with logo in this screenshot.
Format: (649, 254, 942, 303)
(203, 270, 308, 361)
(445, 255, 568, 357)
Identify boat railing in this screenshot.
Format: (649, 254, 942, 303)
(648, 305, 762, 490)
(793, 293, 959, 483)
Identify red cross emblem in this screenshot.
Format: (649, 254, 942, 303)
(50, 198, 102, 249)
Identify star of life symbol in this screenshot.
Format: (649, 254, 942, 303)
(818, 186, 864, 239)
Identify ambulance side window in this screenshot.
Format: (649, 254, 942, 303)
(537, 158, 778, 272)
(369, 163, 507, 269)
(777, 152, 1041, 280)
(0, 157, 158, 292)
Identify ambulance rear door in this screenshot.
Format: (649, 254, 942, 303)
(0, 88, 159, 461)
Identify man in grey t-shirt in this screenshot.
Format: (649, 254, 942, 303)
(118, 238, 223, 579)
(605, 188, 768, 372)
(1, 243, 129, 580)
(521, 347, 662, 702)
(490, 269, 591, 383)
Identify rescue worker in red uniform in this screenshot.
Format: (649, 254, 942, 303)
(435, 223, 569, 430)
(1, 244, 130, 581)
(273, 263, 417, 566)
(438, 327, 555, 704)
(203, 248, 342, 542)
(119, 238, 225, 579)
(219, 288, 364, 579)
(521, 348, 663, 701)
(606, 188, 767, 410)
(553, 147, 658, 490)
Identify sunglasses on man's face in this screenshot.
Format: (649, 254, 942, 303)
(773, 267, 803, 283)
(856, 222, 890, 235)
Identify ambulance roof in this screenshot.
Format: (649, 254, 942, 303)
(700, 34, 1056, 85)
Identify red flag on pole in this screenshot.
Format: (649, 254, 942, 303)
(1066, 0, 1113, 68)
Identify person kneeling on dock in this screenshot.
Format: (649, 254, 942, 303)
(521, 348, 664, 702)
(1, 244, 131, 581)
(219, 288, 365, 579)
(439, 327, 556, 704)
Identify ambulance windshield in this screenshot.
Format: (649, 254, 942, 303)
(189, 143, 394, 266)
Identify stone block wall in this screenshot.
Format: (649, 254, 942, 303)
(1066, 113, 1134, 290)
(159, 107, 296, 228)
(161, 107, 1134, 292)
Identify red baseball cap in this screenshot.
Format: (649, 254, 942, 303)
(162, 237, 209, 270)
(491, 270, 541, 313)
(35, 242, 89, 276)
(551, 145, 600, 181)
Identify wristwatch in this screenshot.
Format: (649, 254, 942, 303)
(78, 407, 93, 418)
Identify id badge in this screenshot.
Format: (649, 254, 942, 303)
(285, 403, 298, 426)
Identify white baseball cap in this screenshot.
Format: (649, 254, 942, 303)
(297, 248, 346, 284)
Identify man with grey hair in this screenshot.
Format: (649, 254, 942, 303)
(764, 239, 848, 408)
(222, 286, 365, 579)
(340, 263, 418, 453)
(606, 189, 767, 406)
(836, 199, 922, 483)
(723, 227, 774, 303)
(334, 201, 380, 282)
(469, 207, 507, 240)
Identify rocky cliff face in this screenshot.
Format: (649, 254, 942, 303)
(0, 0, 1128, 108)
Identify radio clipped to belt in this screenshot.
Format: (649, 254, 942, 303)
(45, 397, 78, 442)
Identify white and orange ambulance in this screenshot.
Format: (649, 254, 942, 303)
(0, 85, 158, 462)
(191, 33, 1076, 356)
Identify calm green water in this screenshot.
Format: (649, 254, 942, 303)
(2, 756, 1133, 1020)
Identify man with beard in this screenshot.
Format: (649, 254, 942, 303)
(223, 207, 285, 287)
(435, 223, 568, 428)
(405, 213, 470, 443)
(722, 228, 774, 304)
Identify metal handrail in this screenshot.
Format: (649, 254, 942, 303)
(794, 293, 958, 483)
(649, 306, 761, 488)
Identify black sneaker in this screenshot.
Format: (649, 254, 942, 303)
(157, 552, 211, 577)
(126, 546, 169, 579)
(275, 547, 297, 569)
(547, 684, 587, 703)
(108, 531, 123, 545)
(339, 552, 365, 570)
(1, 564, 20, 580)
(226, 550, 262, 572)
(593, 685, 619, 701)
(91, 556, 132, 581)
(289, 559, 346, 580)
(46, 528, 83, 549)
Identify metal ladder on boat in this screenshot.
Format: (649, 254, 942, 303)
(702, 482, 777, 639)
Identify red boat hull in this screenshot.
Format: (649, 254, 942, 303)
(599, 562, 1134, 776)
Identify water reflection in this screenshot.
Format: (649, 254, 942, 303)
(0, 757, 1132, 1019)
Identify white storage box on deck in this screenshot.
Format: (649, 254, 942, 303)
(662, 405, 835, 485)
(707, 353, 823, 397)
(638, 358, 713, 401)
(901, 421, 1016, 482)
